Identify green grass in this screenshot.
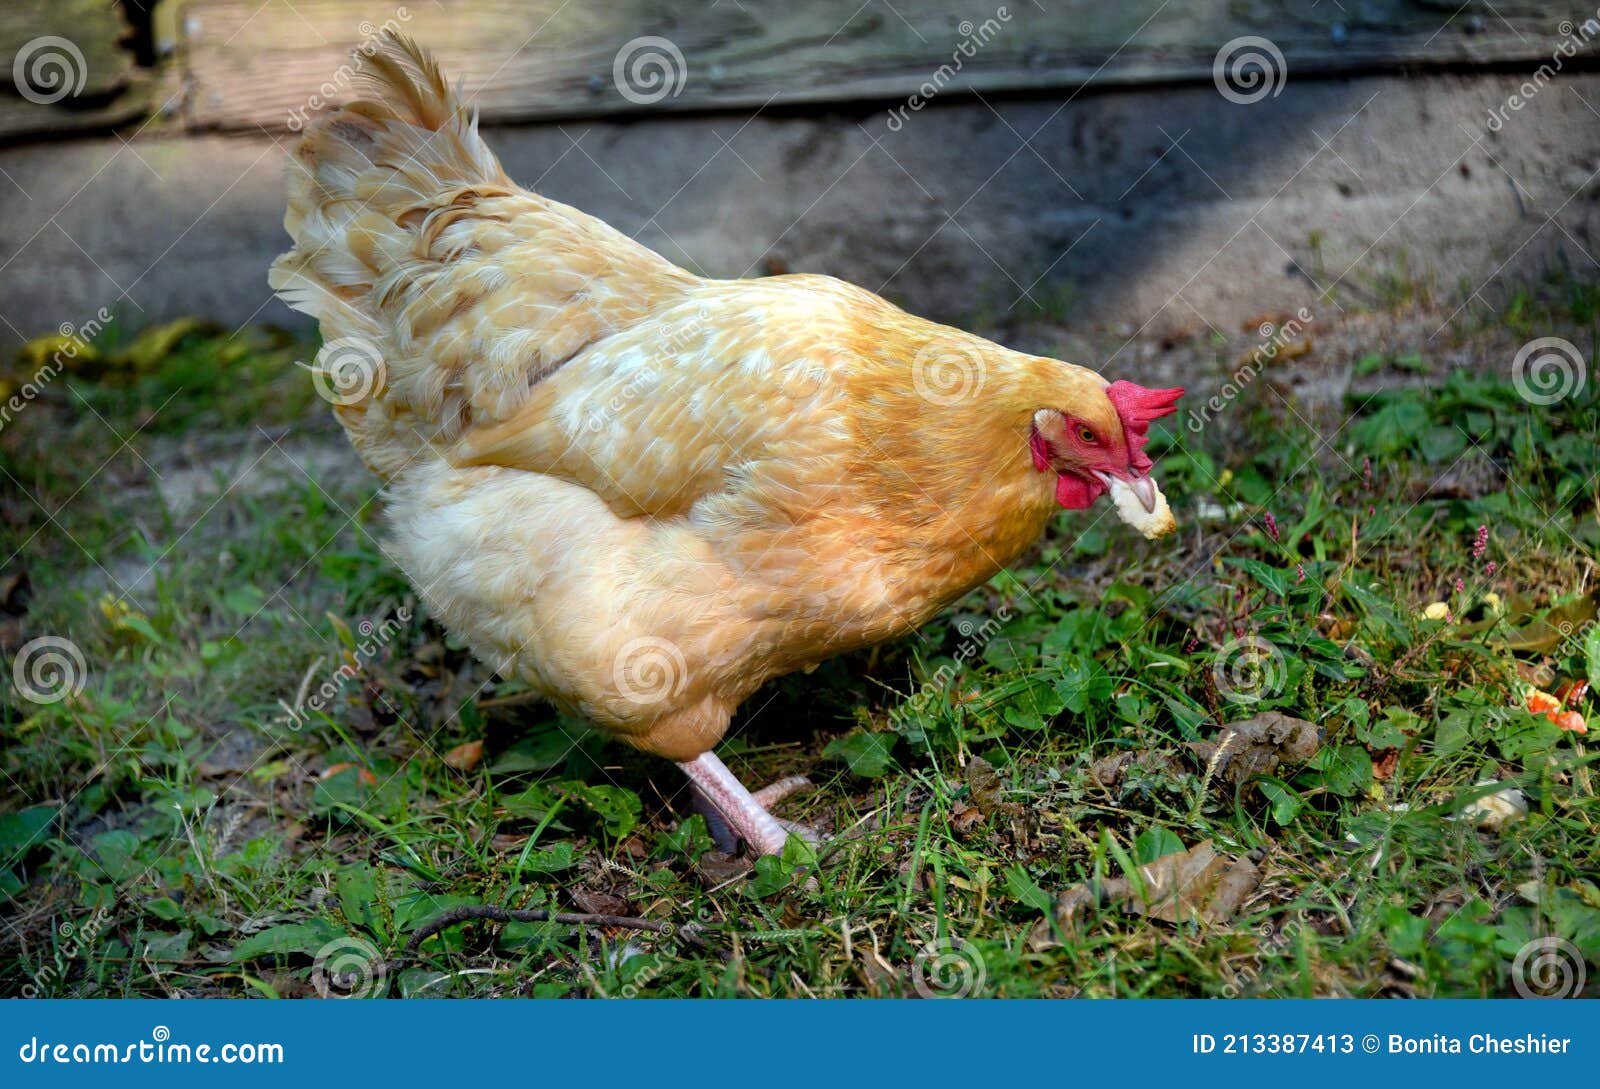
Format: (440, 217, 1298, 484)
(1, 284, 1597, 999)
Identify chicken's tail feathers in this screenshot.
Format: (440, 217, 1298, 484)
(268, 33, 507, 325)
(268, 33, 512, 476)
(286, 31, 506, 223)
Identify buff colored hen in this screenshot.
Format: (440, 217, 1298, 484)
(270, 36, 1183, 856)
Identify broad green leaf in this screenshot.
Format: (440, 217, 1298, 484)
(1133, 827, 1185, 864)
(0, 805, 57, 855)
(230, 920, 343, 961)
(1301, 745, 1372, 797)
(519, 842, 578, 873)
(1226, 557, 1290, 597)
(141, 930, 191, 962)
(1055, 656, 1113, 714)
(1004, 866, 1054, 912)
(823, 731, 897, 778)
(334, 861, 386, 941)
(1258, 778, 1302, 826)
(560, 783, 641, 837)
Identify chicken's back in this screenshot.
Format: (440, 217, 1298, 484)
(268, 33, 694, 477)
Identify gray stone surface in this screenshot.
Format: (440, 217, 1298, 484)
(1, 69, 1597, 348)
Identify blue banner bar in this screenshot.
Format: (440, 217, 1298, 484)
(4, 999, 1592, 1085)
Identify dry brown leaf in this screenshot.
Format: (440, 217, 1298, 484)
(443, 739, 484, 770)
(1092, 713, 1320, 792)
(965, 755, 1020, 817)
(949, 800, 985, 833)
(1188, 712, 1321, 785)
(1029, 841, 1263, 949)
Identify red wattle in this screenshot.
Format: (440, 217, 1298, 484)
(1055, 473, 1105, 510)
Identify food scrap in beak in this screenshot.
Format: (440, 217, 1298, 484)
(1107, 474, 1175, 539)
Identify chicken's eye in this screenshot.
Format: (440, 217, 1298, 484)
(1077, 426, 1097, 444)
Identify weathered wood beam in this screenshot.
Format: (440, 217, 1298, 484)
(0, 0, 151, 140)
(177, 0, 1591, 133)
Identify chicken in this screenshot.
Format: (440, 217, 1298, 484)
(270, 35, 1183, 856)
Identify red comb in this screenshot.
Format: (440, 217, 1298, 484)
(1105, 381, 1184, 472)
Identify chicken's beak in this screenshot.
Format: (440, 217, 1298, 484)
(1127, 473, 1158, 513)
(1092, 470, 1159, 513)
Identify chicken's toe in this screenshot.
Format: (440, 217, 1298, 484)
(679, 752, 816, 858)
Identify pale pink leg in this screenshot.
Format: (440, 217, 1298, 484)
(752, 775, 812, 808)
(679, 752, 797, 857)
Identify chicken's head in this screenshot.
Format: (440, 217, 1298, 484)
(1028, 380, 1184, 515)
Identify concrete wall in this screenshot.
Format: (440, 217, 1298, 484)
(1, 68, 1597, 349)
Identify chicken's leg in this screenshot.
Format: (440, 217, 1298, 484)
(679, 752, 814, 857)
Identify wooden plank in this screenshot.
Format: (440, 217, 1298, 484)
(0, 0, 150, 139)
(181, 0, 1594, 132)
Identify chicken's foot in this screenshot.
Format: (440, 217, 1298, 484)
(679, 752, 814, 857)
